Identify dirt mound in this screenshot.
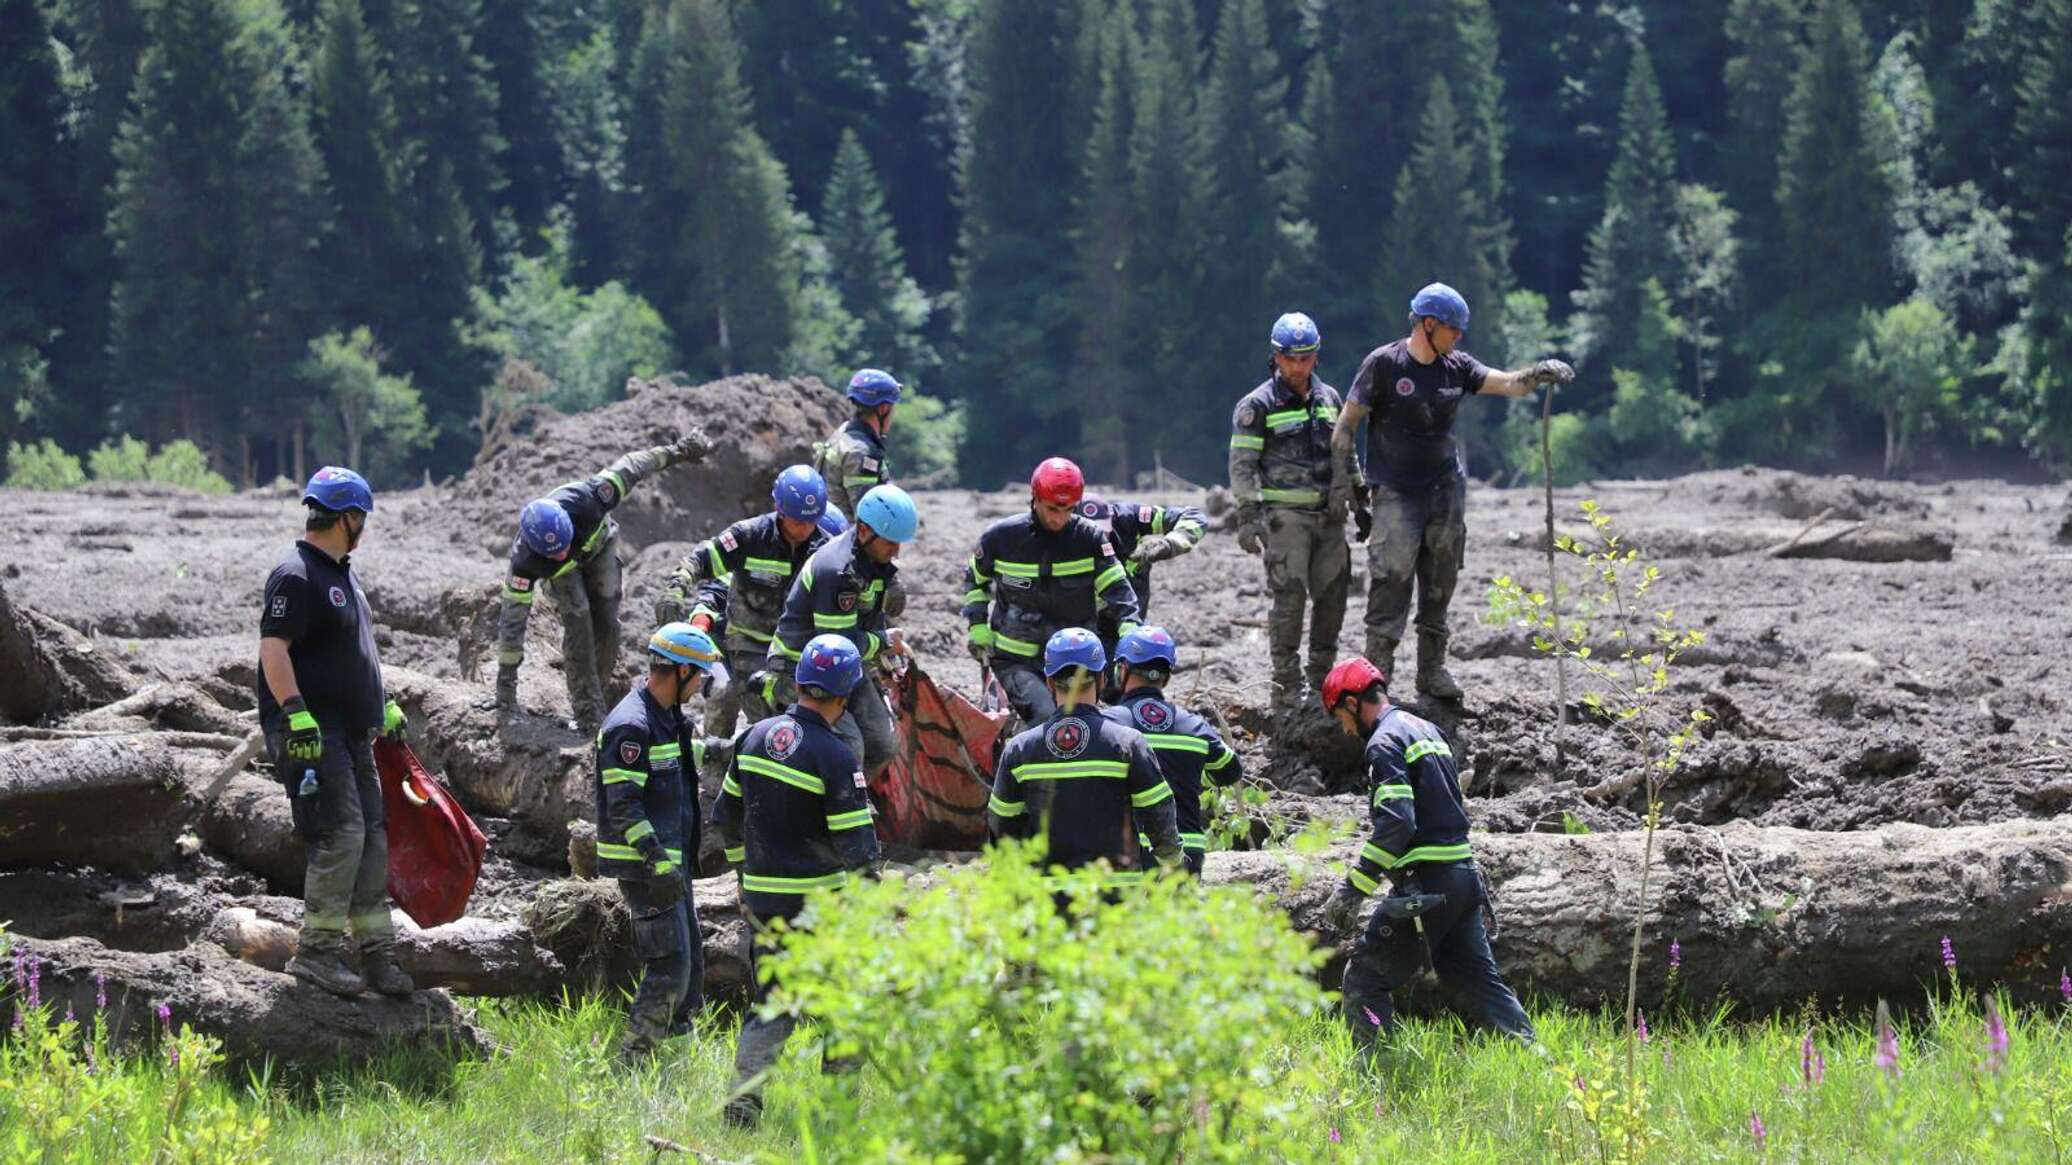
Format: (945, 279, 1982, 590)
(454, 373, 847, 555)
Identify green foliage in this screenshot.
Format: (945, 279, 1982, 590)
(87, 433, 151, 482)
(86, 435, 232, 492)
(1670, 185, 1739, 404)
(4, 438, 86, 489)
(819, 130, 933, 384)
(764, 842, 1331, 1163)
(1379, 75, 1511, 365)
(1573, 43, 1680, 387)
(1501, 409, 1605, 488)
(1851, 296, 1967, 474)
(298, 328, 434, 483)
(883, 387, 964, 481)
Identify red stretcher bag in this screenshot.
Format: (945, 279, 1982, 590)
(374, 737, 488, 928)
(871, 660, 1012, 852)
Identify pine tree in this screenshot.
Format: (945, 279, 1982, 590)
(1377, 78, 1503, 365)
(2011, 0, 2072, 261)
(107, 0, 329, 472)
(1768, 0, 1897, 442)
(953, 0, 1085, 478)
(310, 0, 405, 336)
(1572, 43, 1680, 385)
(479, 0, 561, 244)
(384, 0, 506, 264)
(0, 0, 72, 444)
(1722, 0, 1807, 296)
(820, 129, 933, 382)
(1066, 2, 1136, 480)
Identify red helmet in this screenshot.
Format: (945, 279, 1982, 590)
(1320, 657, 1387, 712)
(1030, 457, 1085, 508)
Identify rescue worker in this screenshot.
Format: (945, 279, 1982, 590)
(257, 468, 414, 998)
(493, 433, 709, 726)
(715, 634, 881, 1129)
(1103, 626, 1241, 876)
(986, 628, 1184, 881)
(964, 458, 1140, 725)
(814, 368, 900, 519)
(1331, 283, 1574, 698)
(594, 622, 723, 1064)
(768, 484, 918, 782)
(1229, 312, 1357, 709)
(1072, 492, 1207, 659)
(656, 465, 842, 734)
(1318, 656, 1534, 1050)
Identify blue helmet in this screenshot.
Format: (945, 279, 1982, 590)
(772, 464, 829, 521)
(1115, 624, 1179, 671)
(816, 508, 848, 538)
(1043, 627, 1107, 678)
(1270, 312, 1320, 355)
(854, 484, 918, 542)
(648, 622, 721, 670)
(795, 633, 864, 697)
(1409, 282, 1471, 336)
(846, 369, 903, 407)
(518, 498, 575, 557)
(303, 467, 373, 513)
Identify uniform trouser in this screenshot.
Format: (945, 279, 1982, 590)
(267, 725, 393, 956)
(548, 545, 624, 726)
(704, 644, 776, 735)
(763, 668, 899, 776)
(1262, 508, 1350, 682)
(994, 658, 1056, 726)
(731, 907, 805, 1096)
(618, 873, 701, 1047)
(1340, 861, 1533, 1048)
(1363, 475, 1467, 656)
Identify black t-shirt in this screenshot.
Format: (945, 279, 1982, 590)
(257, 541, 385, 733)
(1349, 339, 1491, 489)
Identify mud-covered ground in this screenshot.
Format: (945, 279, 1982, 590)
(7, 426, 2071, 841)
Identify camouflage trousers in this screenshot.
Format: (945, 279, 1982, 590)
(1362, 475, 1466, 655)
(1261, 508, 1350, 691)
(548, 547, 623, 727)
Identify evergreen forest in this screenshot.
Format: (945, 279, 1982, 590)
(3, 0, 2070, 488)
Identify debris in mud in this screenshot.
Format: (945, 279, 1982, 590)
(0, 579, 136, 723)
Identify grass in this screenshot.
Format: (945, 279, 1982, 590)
(7, 982, 2071, 1163)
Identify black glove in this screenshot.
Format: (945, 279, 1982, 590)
(1323, 884, 1365, 933)
(668, 431, 711, 464)
(1235, 508, 1266, 556)
(1527, 359, 1575, 388)
(1353, 503, 1372, 543)
(638, 837, 685, 907)
(281, 696, 322, 762)
(1131, 534, 1183, 566)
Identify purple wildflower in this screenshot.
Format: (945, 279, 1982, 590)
(1875, 1004, 1901, 1079)
(1329, 1127, 1341, 1144)
(1800, 1029, 1826, 1087)
(64, 1004, 75, 1025)
(9, 953, 20, 991)
(1941, 935, 1957, 972)
(155, 1002, 171, 1030)
(25, 957, 39, 1010)
(1362, 1006, 1382, 1029)
(167, 1040, 179, 1069)
(2060, 969, 2070, 1006)
(1661, 1044, 1674, 1068)
(1669, 939, 1682, 975)
(94, 971, 107, 1011)
(1984, 998, 2009, 1074)
(1749, 1110, 1768, 1153)
(1636, 1009, 1650, 1044)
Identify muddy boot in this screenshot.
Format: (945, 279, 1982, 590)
(360, 947, 416, 997)
(722, 1093, 764, 1130)
(1270, 661, 1305, 711)
(286, 946, 365, 998)
(1414, 633, 1462, 701)
(1363, 636, 1399, 691)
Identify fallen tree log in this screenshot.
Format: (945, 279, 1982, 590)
(1211, 818, 2072, 1011)
(1765, 521, 1954, 562)
(196, 770, 304, 890)
(205, 906, 568, 997)
(0, 734, 234, 872)
(0, 579, 136, 724)
(5, 934, 490, 1067)
(525, 875, 754, 1002)
(62, 681, 253, 736)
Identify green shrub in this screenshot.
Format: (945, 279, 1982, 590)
(1499, 405, 1606, 486)
(145, 440, 232, 494)
(884, 387, 966, 481)
(765, 841, 1331, 1163)
(4, 438, 86, 489)
(87, 435, 153, 481)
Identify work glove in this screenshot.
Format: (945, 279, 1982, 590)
(281, 696, 322, 762)
(1323, 884, 1366, 933)
(1130, 534, 1182, 566)
(637, 838, 685, 908)
(1353, 501, 1373, 543)
(1525, 359, 1575, 389)
(381, 699, 407, 741)
(494, 664, 519, 711)
(966, 625, 994, 663)
(667, 431, 711, 464)
(1235, 508, 1266, 556)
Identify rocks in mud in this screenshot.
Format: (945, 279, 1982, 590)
(0, 579, 137, 724)
(6, 934, 490, 1067)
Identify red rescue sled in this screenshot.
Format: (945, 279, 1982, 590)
(870, 660, 1011, 851)
(374, 738, 488, 928)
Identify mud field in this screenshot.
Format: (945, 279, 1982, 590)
(5, 373, 2070, 1063)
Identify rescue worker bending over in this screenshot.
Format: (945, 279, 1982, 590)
(769, 484, 917, 781)
(257, 468, 414, 999)
(494, 433, 709, 726)
(1072, 493, 1207, 660)
(1103, 626, 1241, 876)
(716, 634, 881, 1129)
(595, 622, 722, 1065)
(656, 465, 844, 734)
(965, 458, 1139, 724)
(987, 629, 1183, 881)
(815, 368, 900, 519)
(1228, 312, 1358, 709)
(1318, 657, 1534, 1050)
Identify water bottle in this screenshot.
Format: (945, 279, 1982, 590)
(298, 767, 319, 797)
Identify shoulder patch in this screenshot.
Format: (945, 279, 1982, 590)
(1098, 539, 1115, 559)
(860, 457, 880, 473)
(1239, 404, 1258, 426)
(619, 740, 643, 765)
(508, 575, 532, 592)
(718, 529, 738, 551)
(1132, 700, 1172, 730)
(767, 718, 802, 761)
(853, 769, 868, 790)
(1137, 505, 1154, 524)
(269, 594, 288, 618)
(1046, 716, 1091, 759)
(835, 588, 858, 612)
(597, 480, 618, 504)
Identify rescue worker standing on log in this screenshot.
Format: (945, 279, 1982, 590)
(1104, 626, 1241, 876)
(965, 458, 1140, 725)
(716, 633, 881, 1129)
(494, 433, 709, 726)
(1072, 492, 1207, 663)
(594, 622, 722, 1065)
(257, 468, 414, 999)
(1331, 283, 1573, 698)
(815, 369, 901, 519)
(1229, 312, 1357, 710)
(656, 465, 843, 734)
(1318, 657, 1534, 1050)
(987, 628, 1184, 882)
(769, 484, 918, 783)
